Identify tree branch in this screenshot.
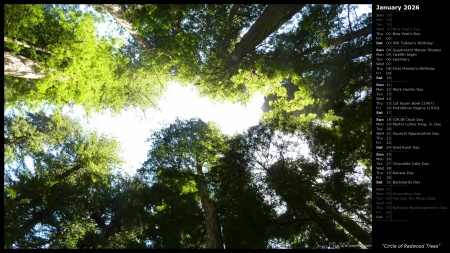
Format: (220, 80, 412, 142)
(5, 36, 53, 55)
(55, 164, 83, 180)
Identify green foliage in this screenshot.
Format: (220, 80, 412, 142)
(72, 175, 150, 249)
(257, 5, 372, 188)
(210, 135, 277, 248)
(221, 123, 372, 248)
(141, 118, 226, 173)
(4, 4, 372, 249)
(260, 4, 372, 131)
(136, 118, 228, 248)
(135, 176, 205, 248)
(121, 4, 267, 103)
(4, 4, 165, 114)
(4, 109, 124, 248)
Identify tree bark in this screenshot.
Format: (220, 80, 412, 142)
(4, 136, 11, 146)
(345, 43, 372, 60)
(4, 51, 45, 79)
(195, 164, 223, 249)
(307, 205, 350, 245)
(335, 24, 372, 44)
(20, 209, 52, 235)
(300, 24, 372, 57)
(55, 164, 83, 180)
(342, 203, 371, 226)
(100, 4, 154, 52)
(226, 4, 306, 75)
(4, 36, 52, 55)
(314, 197, 372, 245)
(295, 43, 372, 73)
(227, 4, 240, 26)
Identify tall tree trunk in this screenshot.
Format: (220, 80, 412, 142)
(314, 197, 372, 245)
(295, 43, 372, 73)
(100, 4, 154, 52)
(4, 51, 45, 79)
(342, 203, 371, 226)
(306, 205, 350, 245)
(345, 43, 372, 59)
(195, 164, 223, 249)
(226, 4, 306, 75)
(335, 24, 372, 44)
(20, 209, 52, 235)
(265, 23, 372, 77)
(227, 4, 240, 26)
(300, 24, 372, 57)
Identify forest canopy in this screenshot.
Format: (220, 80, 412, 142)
(4, 4, 372, 249)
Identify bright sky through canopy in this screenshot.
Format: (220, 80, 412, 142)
(65, 4, 371, 175)
(67, 82, 264, 175)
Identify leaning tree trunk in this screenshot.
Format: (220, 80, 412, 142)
(306, 205, 350, 245)
(295, 42, 372, 73)
(300, 24, 372, 57)
(4, 36, 53, 55)
(227, 4, 241, 26)
(100, 4, 154, 52)
(226, 4, 306, 75)
(4, 51, 45, 79)
(195, 163, 223, 249)
(314, 196, 372, 245)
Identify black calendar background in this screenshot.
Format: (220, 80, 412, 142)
(372, 1, 448, 249)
